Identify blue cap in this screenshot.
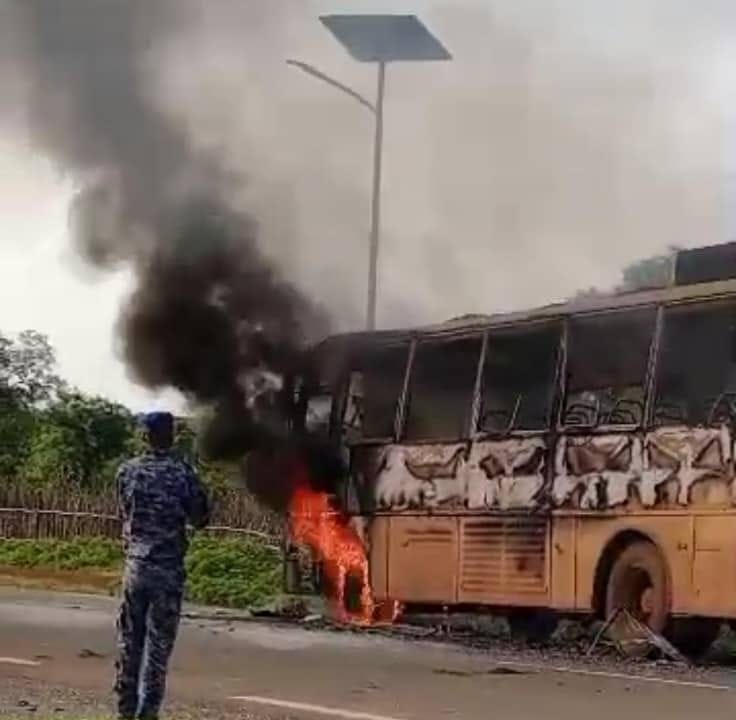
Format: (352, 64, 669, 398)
(141, 411, 174, 432)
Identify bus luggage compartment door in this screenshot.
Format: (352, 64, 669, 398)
(387, 516, 458, 603)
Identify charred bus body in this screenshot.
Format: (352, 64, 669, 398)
(287, 242, 736, 654)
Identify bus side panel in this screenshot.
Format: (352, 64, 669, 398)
(692, 515, 736, 617)
(368, 516, 390, 602)
(386, 516, 459, 603)
(573, 515, 693, 613)
(550, 517, 577, 610)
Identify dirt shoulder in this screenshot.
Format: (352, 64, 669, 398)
(0, 566, 120, 596)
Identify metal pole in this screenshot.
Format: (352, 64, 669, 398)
(366, 61, 385, 331)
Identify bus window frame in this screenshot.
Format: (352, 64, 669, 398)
(471, 320, 564, 440)
(397, 332, 486, 445)
(648, 296, 736, 429)
(317, 289, 736, 448)
(338, 339, 414, 446)
(556, 304, 660, 435)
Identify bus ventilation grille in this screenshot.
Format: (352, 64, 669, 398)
(459, 516, 547, 601)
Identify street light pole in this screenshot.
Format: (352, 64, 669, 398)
(286, 58, 381, 330)
(367, 61, 385, 331)
(292, 14, 451, 331)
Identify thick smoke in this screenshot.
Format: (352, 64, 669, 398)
(6, 0, 328, 460)
(3, 0, 733, 437)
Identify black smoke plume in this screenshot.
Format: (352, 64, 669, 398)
(7, 1, 328, 470)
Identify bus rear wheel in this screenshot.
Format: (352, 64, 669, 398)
(604, 540, 669, 655)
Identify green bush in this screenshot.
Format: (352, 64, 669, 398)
(0, 535, 281, 609)
(0, 537, 122, 570)
(185, 535, 281, 608)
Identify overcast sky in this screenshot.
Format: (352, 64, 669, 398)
(1, 0, 736, 410)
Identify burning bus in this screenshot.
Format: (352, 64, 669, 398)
(285, 241, 736, 655)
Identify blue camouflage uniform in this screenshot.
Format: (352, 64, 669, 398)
(115, 417, 209, 720)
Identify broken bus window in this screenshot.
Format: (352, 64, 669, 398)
(654, 300, 736, 426)
(403, 335, 482, 441)
(305, 390, 333, 437)
(479, 323, 560, 433)
(563, 308, 657, 427)
(342, 343, 410, 440)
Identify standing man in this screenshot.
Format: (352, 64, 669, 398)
(115, 412, 210, 720)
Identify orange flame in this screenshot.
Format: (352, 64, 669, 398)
(288, 462, 374, 624)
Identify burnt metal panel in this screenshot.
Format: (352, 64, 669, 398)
(372, 443, 467, 510)
(552, 434, 644, 509)
(357, 424, 734, 515)
(359, 438, 549, 512)
(646, 426, 733, 506)
(466, 438, 547, 510)
(551, 426, 734, 510)
(458, 515, 548, 604)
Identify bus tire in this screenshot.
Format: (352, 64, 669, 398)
(667, 618, 721, 659)
(508, 610, 558, 644)
(604, 540, 669, 652)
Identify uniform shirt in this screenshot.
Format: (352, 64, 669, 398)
(116, 450, 210, 567)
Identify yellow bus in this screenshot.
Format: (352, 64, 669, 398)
(290, 242, 736, 656)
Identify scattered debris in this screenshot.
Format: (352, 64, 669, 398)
(77, 648, 105, 659)
(433, 668, 473, 677)
(486, 667, 528, 676)
(16, 698, 38, 712)
(586, 608, 688, 664)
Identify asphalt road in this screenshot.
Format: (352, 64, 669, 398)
(3, 589, 736, 719)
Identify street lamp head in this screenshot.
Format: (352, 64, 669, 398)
(319, 14, 451, 64)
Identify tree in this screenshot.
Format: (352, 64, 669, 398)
(0, 330, 67, 479)
(0, 330, 65, 407)
(569, 247, 681, 303)
(619, 248, 678, 292)
(0, 404, 35, 479)
(21, 391, 135, 488)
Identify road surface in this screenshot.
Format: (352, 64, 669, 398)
(2, 588, 736, 719)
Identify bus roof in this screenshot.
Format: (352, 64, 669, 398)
(314, 275, 736, 352)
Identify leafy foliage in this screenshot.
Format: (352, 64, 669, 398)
(0, 330, 203, 489)
(185, 535, 281, 608)
(0, 537, 122, 570)
(0, 536, 281, 609)
(20, 391, 135, 488)
(0, 330, 67, 479)
(0, 330, 65, 407)
(0, 404, 35, 479)
(619, 248, 678, 291)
